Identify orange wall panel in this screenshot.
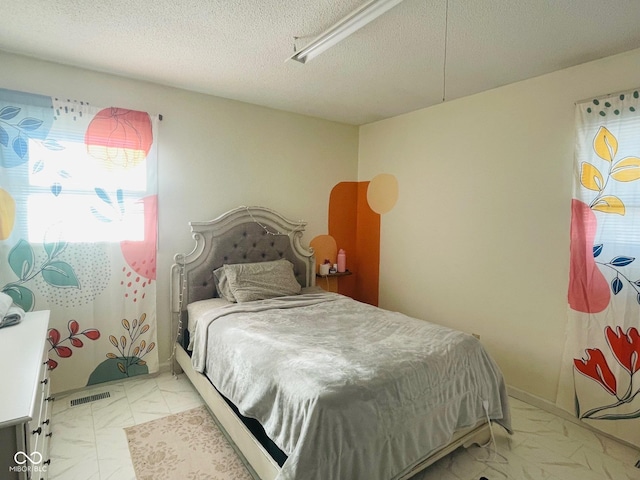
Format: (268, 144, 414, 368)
(355, 182, 380, 306)
(328, 181, 380, 305)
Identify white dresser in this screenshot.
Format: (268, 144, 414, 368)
(0, 310, 52, 480)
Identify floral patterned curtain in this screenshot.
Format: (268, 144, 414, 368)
(0, 88, 158, 393)
(557, 89, 640, 447)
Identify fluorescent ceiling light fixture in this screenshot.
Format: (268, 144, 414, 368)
(288, 0, 405, 64)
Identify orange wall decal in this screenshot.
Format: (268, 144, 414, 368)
(328, 182, 359, 299)
(328, 182, 380, 305)
(354, 182, 381, 306)
(312, 174, 398, 306)
(367, 173, 398, 215)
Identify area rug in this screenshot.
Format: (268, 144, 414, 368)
(125, 405, 254, 480)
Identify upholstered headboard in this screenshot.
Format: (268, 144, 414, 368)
(170, 206, 316, 344)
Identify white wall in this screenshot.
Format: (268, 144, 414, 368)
(0, 51, 359, 368)
(5, 46, 640, 403)
(358, 48, 640, 402)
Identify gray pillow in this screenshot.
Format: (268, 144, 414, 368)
(224, 259, 301, 303)
(213, 266, 236, 302)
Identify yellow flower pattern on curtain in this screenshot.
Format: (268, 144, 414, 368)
(557, 90, 640, 448)
(0, 88, 159, 392)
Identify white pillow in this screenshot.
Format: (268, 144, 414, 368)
(224, 259, 301, 303)
(213, 266, 236, 302)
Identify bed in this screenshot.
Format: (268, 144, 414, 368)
(170, 206, 511, 480)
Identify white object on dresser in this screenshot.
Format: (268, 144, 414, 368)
(0, 310, 52, 480)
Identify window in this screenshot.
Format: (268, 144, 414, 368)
(23, 138, 147, 242)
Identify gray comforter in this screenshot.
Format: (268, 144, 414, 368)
(191, 292, 511, 480)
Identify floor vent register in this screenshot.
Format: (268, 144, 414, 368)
(70, 391, 111, 407)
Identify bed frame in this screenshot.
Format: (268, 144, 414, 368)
(170, 205, 491, 480)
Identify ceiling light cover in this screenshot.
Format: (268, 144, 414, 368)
(288, 0, 405, 64)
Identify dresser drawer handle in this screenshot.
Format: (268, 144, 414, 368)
(40, 378, 48, 385)
(46, 432, 53, 438)
(43, 459, 51, 465)
(32, 427, 42, 435)
(42, 419, 50, 425)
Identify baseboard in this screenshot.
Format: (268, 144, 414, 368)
(507, 385, 578, 422)
(52, 364, 172, 397)
(507, 384, 639, 450)
(158, 360, 171, 373)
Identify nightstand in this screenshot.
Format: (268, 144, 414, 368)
(316, 270, 352, 293)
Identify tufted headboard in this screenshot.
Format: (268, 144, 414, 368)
(170, 206, 316, 345)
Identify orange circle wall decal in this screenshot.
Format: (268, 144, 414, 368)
(367, 173, 398, 214)
(310, 234, 338, 273)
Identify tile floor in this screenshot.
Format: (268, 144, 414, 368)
(48, 371, 203, 480)
(48, 372, 640, 480)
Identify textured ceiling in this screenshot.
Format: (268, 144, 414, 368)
(1, 0, 640, 125)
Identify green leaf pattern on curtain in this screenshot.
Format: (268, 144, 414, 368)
(0, 88, 158, 392)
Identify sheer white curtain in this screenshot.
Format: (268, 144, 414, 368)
(0, 88, 159, 393)
(557, 89, 640, 447)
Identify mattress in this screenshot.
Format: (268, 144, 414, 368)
(186, 297, 231, 349)
(189, 291, 511, 480)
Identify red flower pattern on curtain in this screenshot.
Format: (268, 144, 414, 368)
(574, 326, 640, 420)
(573, 347, 617, 396)
(606, 326, 640, 375)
